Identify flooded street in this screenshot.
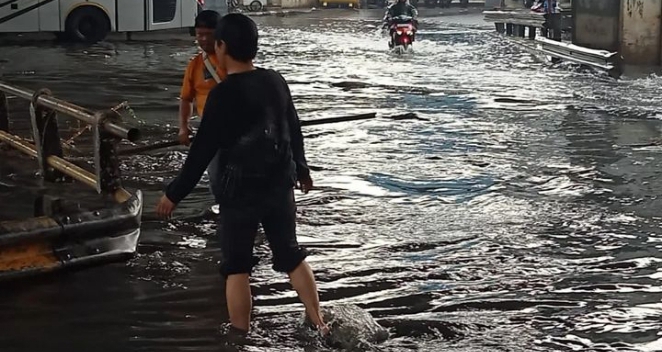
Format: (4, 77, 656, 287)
(3, 8, 662, 352)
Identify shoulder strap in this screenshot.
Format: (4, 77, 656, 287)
(202, 52, 222, 83)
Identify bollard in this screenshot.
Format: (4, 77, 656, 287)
(29, 89, 67, 182)
(549, 13, 562, 41)
(0, 92, 7, 132)
(543, 13, 562, 41)
(506, 23, 513, 36)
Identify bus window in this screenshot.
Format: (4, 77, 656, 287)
(153, 0, 178, 23)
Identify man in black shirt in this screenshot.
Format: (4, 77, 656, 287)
(156, 13, 328, 336)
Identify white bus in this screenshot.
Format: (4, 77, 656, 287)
(0, 0, 201, 43)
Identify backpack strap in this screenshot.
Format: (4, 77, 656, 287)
(202, 52, 222, 83)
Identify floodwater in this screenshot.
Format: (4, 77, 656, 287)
(2, 8, 662, 352)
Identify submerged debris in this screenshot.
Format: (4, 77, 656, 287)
(300, 304, 390, 351)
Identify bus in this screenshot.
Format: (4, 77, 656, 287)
(0, 0, 201, 43)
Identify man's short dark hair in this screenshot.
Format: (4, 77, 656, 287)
(214, 13, 258, 63)
(195, 10, 221, 29)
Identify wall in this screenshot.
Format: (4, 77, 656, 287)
(573, 0, 620, 51)
(204, 0, 311, 11)
(280, 0, 315, 7)
(620, 0, 662, 65)
(484, 0, 501, 9)
(204, 0, 229, 15)
(501, 0, 519, 9)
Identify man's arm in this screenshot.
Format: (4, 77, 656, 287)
(409, 5, 418, 18)
(278, 75, 310, 181)
(179, 99, 193, 129)
(179, 61, 196, 145)
(165, 86, 226, 204)
(286, 100, 310, 181)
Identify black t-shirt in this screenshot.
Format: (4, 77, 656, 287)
(165, 68, 310, 205)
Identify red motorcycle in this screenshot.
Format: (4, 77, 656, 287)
(387, 15, 417, 50)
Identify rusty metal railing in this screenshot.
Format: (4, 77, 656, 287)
(0, 81, 141, 203)
(0, 81, 145, 281)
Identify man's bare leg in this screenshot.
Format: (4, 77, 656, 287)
(226, 273, 252, 332)
(288, 261, 329, 334)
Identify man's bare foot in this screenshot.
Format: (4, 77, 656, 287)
(317, 323, 331, 337)
(307, 309, 330, 336)
(307, 318, 330, 337)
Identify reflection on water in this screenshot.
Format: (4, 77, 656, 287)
(2, 9, 662, 352)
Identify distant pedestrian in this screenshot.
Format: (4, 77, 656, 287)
(178, 10, 227, 200)
(178, 10, 226, 147)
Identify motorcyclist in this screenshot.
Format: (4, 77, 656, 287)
(382, 0, 418, 47)
(383, 0, 418, 21)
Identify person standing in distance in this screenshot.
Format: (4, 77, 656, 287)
(156, 13, 329, 336)
(179, 10, 227, 197)
(178, 10, 226, 145)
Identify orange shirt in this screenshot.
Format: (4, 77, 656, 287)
(180, 52, 227, 117)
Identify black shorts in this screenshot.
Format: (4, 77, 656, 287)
(216, 187, 308, 277)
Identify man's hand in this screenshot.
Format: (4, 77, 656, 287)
(178, 127, 192, 146)
(297, 175, 313, 194)
(156, 194, 177, 220)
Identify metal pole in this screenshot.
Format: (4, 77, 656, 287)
(0, 92, 7, 131)
(0, 130, 132, 203)
(0, 82, 141, 142)
(29, 90, 67, 182)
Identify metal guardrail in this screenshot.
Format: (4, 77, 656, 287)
(483, 8, 622, 78)
(0, 81, 141, 202)
(535, 36, 623, 77)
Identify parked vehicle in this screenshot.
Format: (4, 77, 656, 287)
(0, 0, 200, 43)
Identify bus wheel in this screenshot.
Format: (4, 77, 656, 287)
(65, 6, 111, 43)
(249, 0, 263, 11)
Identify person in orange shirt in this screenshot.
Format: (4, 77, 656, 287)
(178, 10, 227, 197)
(178, 10, 227, 146)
